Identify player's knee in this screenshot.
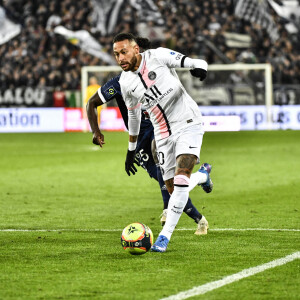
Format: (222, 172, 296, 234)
(175, 154, 197, 176)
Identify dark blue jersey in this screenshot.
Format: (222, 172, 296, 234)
(99, 75, 129, 128)
(99, 75, 157, 178)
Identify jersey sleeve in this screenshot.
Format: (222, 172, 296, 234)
(120, 84, 141, 137)
(154, 47, 208, 71)
(97, 75, 121, 103)
(128, 103, 141, 136)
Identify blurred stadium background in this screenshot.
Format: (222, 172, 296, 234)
(1, 1, 300, 299)
(0, 0, 300, 132)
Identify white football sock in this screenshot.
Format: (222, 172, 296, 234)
(160, 175, 190, 240)
(188, 171, 208, 192)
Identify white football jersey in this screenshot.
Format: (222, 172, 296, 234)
(119, 47, 205, 140)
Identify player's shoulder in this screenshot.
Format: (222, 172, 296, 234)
(143, 48, 162, 59)
(119, 71, 128, 85)
(119, 70, 136, 85)
(100, 74, 121, 90)
(119, 71, 127, 83)
(146, 47, 179, 61)
(119, 71, 132, 94)
(100, 74, 121, 100)
(105, 74, 121, 87)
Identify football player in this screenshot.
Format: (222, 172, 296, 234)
(86, 73, 208, 235)
(112, 33, 213, 252)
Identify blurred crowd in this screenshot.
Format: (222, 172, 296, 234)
(0, 0, 101, 91)
(0, 0, 300, 91)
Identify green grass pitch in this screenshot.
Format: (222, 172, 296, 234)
(0, 130, 299, 299)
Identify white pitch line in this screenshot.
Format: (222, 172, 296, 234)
(160, 252, 300, 300)
(0, 229, 118, 232)
(178, 228, 300, 232)
(0, 228, 299, 232)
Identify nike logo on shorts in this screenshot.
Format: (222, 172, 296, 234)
(189, 146, 198, 149)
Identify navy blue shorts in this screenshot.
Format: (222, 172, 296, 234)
(136, 119, 157, 179)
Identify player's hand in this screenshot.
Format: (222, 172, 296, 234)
(93, 132, 105, 148)
(125, 150, 137, 176)
(190, 68, 207, 81)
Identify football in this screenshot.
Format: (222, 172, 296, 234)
(121, 222, 154, 255)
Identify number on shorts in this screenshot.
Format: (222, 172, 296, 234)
(158, 151, 165, 165)
(138, 149, 149, 162)
(135, 149, 149, 169)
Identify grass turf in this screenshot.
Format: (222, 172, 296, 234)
(0, 131, 299, 299)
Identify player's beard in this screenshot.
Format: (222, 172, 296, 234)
(122, 55, 138, 72)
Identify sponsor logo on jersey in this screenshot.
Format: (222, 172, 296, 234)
(148, 71, 156, 80)
(170, 51, 176, 55)
(143, 87, 174, 107)
(104, 86, 116, 98)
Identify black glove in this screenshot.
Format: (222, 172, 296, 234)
(125, 150, 137, 176)
(190, 68, 207, 81)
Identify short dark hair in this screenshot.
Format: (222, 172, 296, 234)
(113, 33, 151, 51)
(113, 33, 137, 44)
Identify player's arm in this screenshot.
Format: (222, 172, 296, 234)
(125, 99, 142, 176)
(87, 75, 122, 147)
(155, 47, 208, 81)
(86, 91, 105, 147)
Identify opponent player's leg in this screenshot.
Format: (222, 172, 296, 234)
(183, 198, 208, 235)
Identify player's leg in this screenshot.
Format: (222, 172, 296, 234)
(165, 123, 210, 233)
(152, 125, 209, 251)
(151, 139, 168, 224)
(163, 154, 197, 236)
(152, 138, 205, 227)
(135, 126, 170, 226)
(184, 198, 202, 223)
(152, 154, 196, 252)
(184, 199, 209, 235)
(189, 163, 213, 193)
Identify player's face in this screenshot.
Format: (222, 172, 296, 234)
(113, 40, 139, 72)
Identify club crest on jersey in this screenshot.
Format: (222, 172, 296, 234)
(104, 86, 116, 98)
(170, 51, 176, 55)
(148, 71, 156, 80)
